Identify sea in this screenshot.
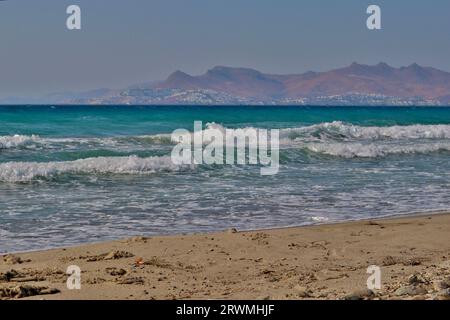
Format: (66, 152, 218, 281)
(1, 105, 449, 253)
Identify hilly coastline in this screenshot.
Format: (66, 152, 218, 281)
(5, 63, 450, 106)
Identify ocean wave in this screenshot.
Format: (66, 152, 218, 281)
(0, 135, 41, 149)
(173, 122, 450, 144)
(2, 123, 450, 160)
(0, 155, 187, 182)
(43, 134, 175, 148)
(174, 122, 450, 158)
(303, 141, 450, 158)
(0, 134, 175, 151)
(2, 122, 449, 149)
(279, 122, 450, 141)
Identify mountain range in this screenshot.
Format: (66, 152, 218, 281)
(4, 63, 450, 105)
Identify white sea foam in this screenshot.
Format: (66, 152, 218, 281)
(42, 134, 175, 148)
(173, 122, 450, 143)
(0, 135, 41, 149)
(275, 122, 450, 158)
(183, 122, 450, 158)
(0, 133, 177, 152)
(2, 123, 450, 159)
(304, 141, 450, 158)
(0, 155, 186, 182)
(311, 216, 329, 222)
(172, 122, 279, 152)
(2, 122, 449, 148)
(279, 122, 450, 141)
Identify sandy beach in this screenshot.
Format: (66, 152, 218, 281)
(1, 213, 450, 300)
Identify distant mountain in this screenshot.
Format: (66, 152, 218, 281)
(157, 67, 286, 100)
(3, 63, 450, 105)
(153, 63, 450, 103)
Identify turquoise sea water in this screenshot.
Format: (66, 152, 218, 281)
(1, 106, 450, 253)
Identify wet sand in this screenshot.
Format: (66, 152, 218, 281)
(1, 213, 450, 300)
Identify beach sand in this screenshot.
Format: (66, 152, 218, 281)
(1, 213, 450, 300)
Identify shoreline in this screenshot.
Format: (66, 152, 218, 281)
(1, 212, 450, 300)
(3, 209, 450, 256)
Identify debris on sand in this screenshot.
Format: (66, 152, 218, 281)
(106, 267, 127, 276)
(143, 257, 172, 269)
(115, 276, 145, 285)
(104, 251, 134, 261)
(82, 250, 134, 262)
(344, 289, 374, 300)
(0, 270, 21, 282)
(0, 285, 60, 299)
(2, 255, 31, 265)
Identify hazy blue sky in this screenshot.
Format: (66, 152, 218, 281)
(1, 0, 450, 98)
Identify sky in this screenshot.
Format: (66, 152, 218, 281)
(1, 0, 450, 98)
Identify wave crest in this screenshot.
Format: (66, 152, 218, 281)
(304, 141, 450, 158)
(280, 122, 450, 141)
(0, 135, 41, 149)
(0, 155, 186, 182)
(3, 122, 450, 159)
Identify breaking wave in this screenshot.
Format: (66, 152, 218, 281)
(0, 155, 187, 183)
(303, 141, 450, 158)
(2, 122, 450, 159)
(0, 134, 174, 151)
(281, 122, 450, 157)
(279, 121, 450, 141)
(0, 135, 41, 149)
(173, 121, 450, 142)
(176, 122, 450, 157)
